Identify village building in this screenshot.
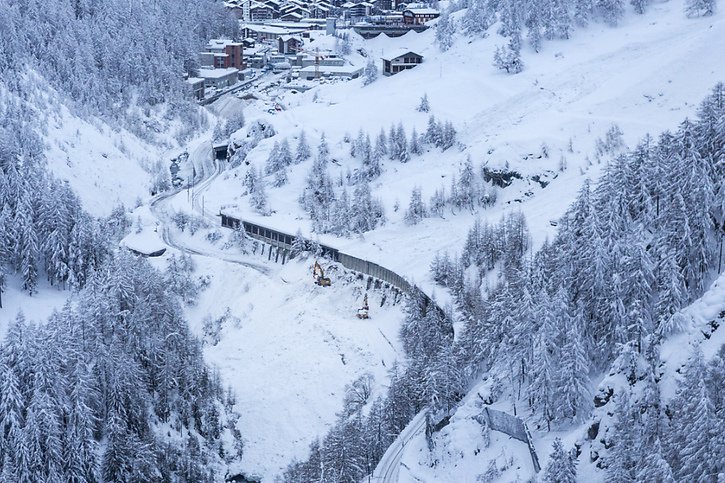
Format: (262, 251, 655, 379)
(342, 0, 374, 19)
(278, 35, 303, 54)
(186, 77, 205, 100)
(200, 39, 245, 70)
(241, 23, 307, 42)
(198, 68, 239, 90)
(402, 7, 439, 24)
(381, 49, 423, 75)
(298, 64, 363, 80)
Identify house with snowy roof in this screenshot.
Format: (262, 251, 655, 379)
(278, 35, 303, 54)
(402, 7, 439, 24)
(381, 49, 422, 75)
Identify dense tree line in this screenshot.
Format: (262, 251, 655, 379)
(0, 100, 244, 480)
(0, 252, 243, 481)
(405, 155, 498, 225)
(292, 119, 458, 236)
(285, 83, 723, 481)
(452, 84, 723, 430)
(0, 0, 237, 137)
(0, 110, 117, 299)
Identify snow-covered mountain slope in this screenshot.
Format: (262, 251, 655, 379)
(200, 0, 724, 299)
(185, 257, 404, 479)
(184, 0, 724, 480)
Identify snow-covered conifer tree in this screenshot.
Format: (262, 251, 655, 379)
(544, 438, 577, 483)
(417, 93, 430, 113)
(296, 130, 311, 164)
(363, 59, 378, 85)
(404, 188, 427, 225)
(436, 9, 455, 51)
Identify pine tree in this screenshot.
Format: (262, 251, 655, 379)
(493, 37, 524, 74)
(596, 0, 625, 26)
(442, 121, 457, 150)
(631, 0, 649, 14)
(574, 0, 594, 25)
(555, 314, 591, 422)
(404, 188, 426, 225)
(375, 128, 388, 160)
(296, 130, 311, 164)
(396, 123, 409, 162)
(436, 8, 455, 51)
(668, 346, 716, 481)
(417, 93, 430, 113)
(463, 0, 496, 36)
(250, 170, 270, 215)
(16, 199, 38, 295)
(265, 141, 281, 174)
(528, 292, 559, 429)
(330, 189, 351, 237)
(363, 59, 378, 85)
(410, 128, 422, 156)
(544, 0, 571, 39)
(526, 0, 544, 52)
(636, 438, 675, 483)
(607, 390, 641, 482)
(278, 138, 293, 167)
(424, 115, 438, 147)
(543, 438, 577, 483)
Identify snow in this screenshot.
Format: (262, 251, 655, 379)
(381, 48, 422, 60)
(44, 103, 159, 216)
(120, 208, 167, 256)
(169, 4, 723, 476)
(183, 255, 405, 480)
(8, 0, 723, 479)
(660, 272, 725, 401)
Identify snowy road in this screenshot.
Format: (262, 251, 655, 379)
(149, 139, 270, 275)
(373, 410, 428, 483)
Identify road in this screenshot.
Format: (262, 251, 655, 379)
(373, 409, 428, 483)
(149, 138, 270, 275)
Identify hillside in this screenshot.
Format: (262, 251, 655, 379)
(0, 0, 722, 479)
(193, 0, 723, 479)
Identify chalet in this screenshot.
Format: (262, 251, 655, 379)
(402, 7, 439, 24)
(375, 0, 393, 10)
(309, 2, 332, 17)
(198, 68, 239, 90)
(381, 49, 422, 75)
(342, 1, 373, 18)
(250, 3, 276, 21)
(278, 35, 303, 54)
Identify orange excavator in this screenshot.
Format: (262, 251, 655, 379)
(313, 260, 331, 287)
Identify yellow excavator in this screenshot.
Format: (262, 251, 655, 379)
(313, 260, 331, 287)
(356, 293, 370, 319)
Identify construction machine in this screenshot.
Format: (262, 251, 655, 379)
(356, 293, 370, 319)
(313, 260, 331, 287)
